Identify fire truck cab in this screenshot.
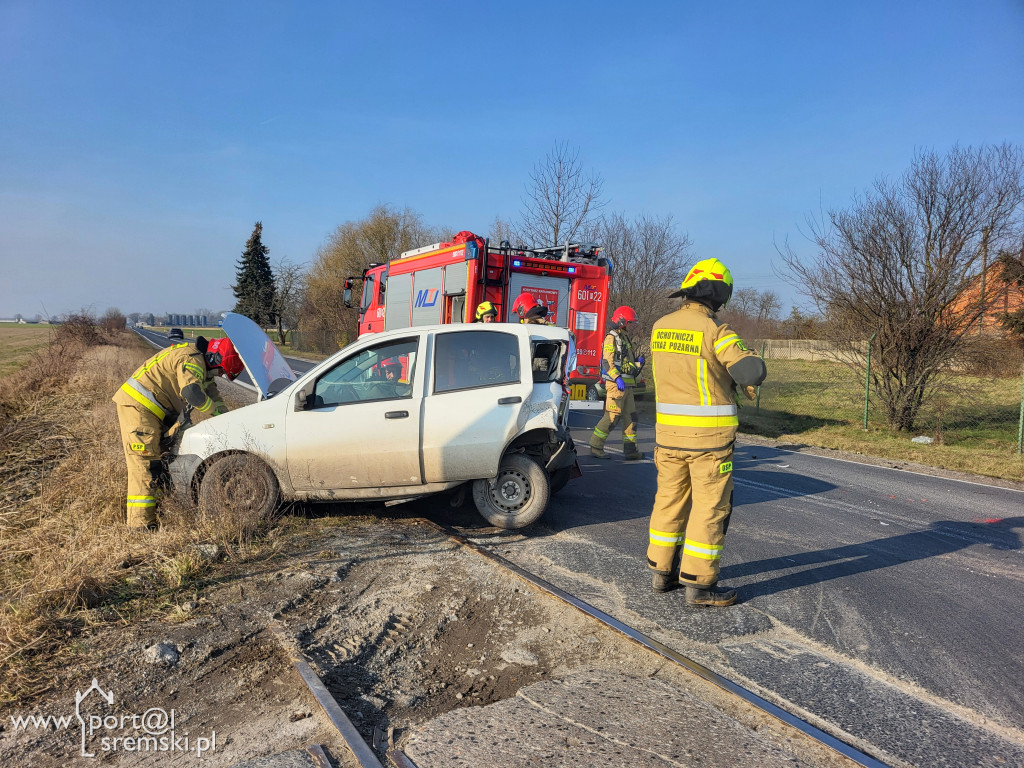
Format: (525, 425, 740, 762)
(344, 231, 614, 396)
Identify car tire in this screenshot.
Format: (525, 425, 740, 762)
(472, 453, 550, 529)
(549, 466, 571, 496)
(199, 454, 280, 523)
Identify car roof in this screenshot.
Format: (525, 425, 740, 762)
(363, 323, 569, 343)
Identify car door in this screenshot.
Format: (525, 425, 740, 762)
(286, 336, 423, 491)
(420, 329, 532, 483)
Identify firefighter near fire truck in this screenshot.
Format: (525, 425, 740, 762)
(512, 292, 553, 325)
(112, 337, 244, 529)
(474, 301, 498, 323)
(647, 259, 766, 606)
(589, 306, 645, 460)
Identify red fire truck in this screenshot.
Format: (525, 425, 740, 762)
(344, 231, 613, 397)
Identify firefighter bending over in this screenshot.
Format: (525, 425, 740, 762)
(648, 259, 766, 606)
(474, 301, 498, 323)
(590, 306, 644, 461)
(511, 292, 553, 325)
(112, 337, 244, 530)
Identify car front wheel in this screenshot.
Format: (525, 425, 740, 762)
(199, 454, 280, 524)
(472, 453, 550, 529)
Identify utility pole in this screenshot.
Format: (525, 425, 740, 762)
(979, 226, 990, 333)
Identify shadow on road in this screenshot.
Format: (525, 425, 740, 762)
(722, 516, 1023, 599)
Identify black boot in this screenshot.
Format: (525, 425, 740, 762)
(652, 572, 678, 593)
(685, 583, 737, 607)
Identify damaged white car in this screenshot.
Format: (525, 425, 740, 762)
(169, 315, 579, 528)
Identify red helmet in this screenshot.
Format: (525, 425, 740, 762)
(511, 292, 548, 320)
(611, 306, 638, 328)
(380, 357, 403, 377)
(206, 337, 244, 380)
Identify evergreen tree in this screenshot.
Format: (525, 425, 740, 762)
(232, 222, 277, 327)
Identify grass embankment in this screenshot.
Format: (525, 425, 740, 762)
(0, 325, 283, 708)
(640, 358, 1024, 481)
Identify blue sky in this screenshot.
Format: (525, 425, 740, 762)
(1, 0, 1022, 319)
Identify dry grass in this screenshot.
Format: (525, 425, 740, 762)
(0, 331, 281, 708)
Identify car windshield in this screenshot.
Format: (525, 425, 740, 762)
(312, 338, 418, 408)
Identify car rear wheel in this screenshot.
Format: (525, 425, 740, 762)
(199, 454, 280, 523)
(473, 453, 550, 529)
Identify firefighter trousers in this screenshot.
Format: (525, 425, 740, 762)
(646, 444, 734, 587)
(590, 387, 639, 459)
(116, 403, 164, 528)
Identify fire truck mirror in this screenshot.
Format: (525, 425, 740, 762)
(343, 287, 352, 308)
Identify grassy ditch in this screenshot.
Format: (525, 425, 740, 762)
(0, 324, 284, 708)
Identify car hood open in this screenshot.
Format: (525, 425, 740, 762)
(221, 312, 297, 399)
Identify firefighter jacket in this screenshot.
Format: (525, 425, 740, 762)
(651, 301, 766, 451)
(602, 328, 641, 386)
(113, 343, 226, 425)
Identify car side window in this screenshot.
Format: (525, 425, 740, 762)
(434, 331, 520, 394)
(313, 339, 417, 408)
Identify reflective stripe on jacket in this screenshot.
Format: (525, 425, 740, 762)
(651, 301, 761, 450)
(112, 343, 222, 422)
(601, 328, 640, 386)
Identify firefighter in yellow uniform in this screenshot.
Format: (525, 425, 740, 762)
(590, 306, 644, 460)
(473, 301, 498, 323)
(648, 259, 767, 606)
(112, 337, 244, 529)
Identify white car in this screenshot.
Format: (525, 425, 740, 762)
(169, 318, 579, 528)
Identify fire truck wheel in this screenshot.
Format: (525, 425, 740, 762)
(199, 454, 280, 524)
(473, 453, 549, 529)
(549, 467, 571, 495)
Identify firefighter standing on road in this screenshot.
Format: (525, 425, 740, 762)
(474, 301, 498, 323)
(647, 259, 766, 606)
(590, 306, 644, 461)
(511, 292, 553, 325)
(112, 337, 243, 530)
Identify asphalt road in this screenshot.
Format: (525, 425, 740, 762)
(478, 411, 1024, 768)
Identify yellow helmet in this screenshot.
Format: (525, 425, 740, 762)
(475, 301, 498, 320)
(669, 258, 734, 309)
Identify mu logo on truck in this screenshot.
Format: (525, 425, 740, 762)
(414, 289, 440, 308)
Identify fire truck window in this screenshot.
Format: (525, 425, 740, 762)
(434, 331, 519, 393)
(360, 276, 375, 313)
(313, 339, 417, 407)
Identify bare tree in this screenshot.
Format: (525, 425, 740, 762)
(595, 212, 692, 353)
(719, 288, 782, 338)
(271, 258, 306, 347)
(99, 307, 127, 333)
(488, 216, 518, 247)
(519, 142, 605, 247)
(301, 205, 449, 351)
(782, 144, 1024, 431)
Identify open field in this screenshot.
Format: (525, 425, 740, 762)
(0, 325, 54, 378)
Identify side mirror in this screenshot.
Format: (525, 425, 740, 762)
(343, 284, 353, 309)
(294, 387, 312, 411)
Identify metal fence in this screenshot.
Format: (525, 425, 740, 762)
(742, 339, 1024, 456)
